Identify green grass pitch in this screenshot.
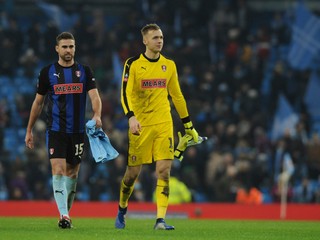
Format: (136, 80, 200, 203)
(0, 217, 319, 240)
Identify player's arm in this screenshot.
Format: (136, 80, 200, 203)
(167, 63, 188, 118)
(25, 68, 49, 149)
(85, 65, 102, 128)
(120, 59, 135, 118)
(121, 58, 141, 135)
(25, 93, 45, 149)
(88, 88, 102, 128)
(168, 62, 198, 142)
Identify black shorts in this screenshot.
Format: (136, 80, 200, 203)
(46, 130, 84, 165)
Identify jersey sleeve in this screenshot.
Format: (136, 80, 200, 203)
(167, 61, 189, 119)
(37, 67, 50, 96)
(121, 57, 135, 119)
(84, 65, 97, 91)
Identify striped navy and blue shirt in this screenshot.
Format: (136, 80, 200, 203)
(37, 62, 96, 133)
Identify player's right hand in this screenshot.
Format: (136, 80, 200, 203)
(25, 132, 34, 149)
(129, 116, 142, 135)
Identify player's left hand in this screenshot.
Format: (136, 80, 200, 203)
(93, 116, 102, 129)
(174, 132, 193, 161)
(184, 121, 199, 143)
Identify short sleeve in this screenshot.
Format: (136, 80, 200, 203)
(84, 66, 97, 91)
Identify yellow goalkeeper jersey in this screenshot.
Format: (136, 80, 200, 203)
(121, 53, 189, 126)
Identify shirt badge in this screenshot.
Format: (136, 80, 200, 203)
(50, 148, 54, 155)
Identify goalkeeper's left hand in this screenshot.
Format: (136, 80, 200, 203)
(174, 132, 193, 161)
(183, 120, 199, 143)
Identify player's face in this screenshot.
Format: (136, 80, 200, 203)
(56, 39, 75, 63)
(144, 29, 163, 53)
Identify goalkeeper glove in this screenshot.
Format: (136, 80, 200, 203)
(187, 136, 208, 147)
(183, 120, 199, 143)
(174, 132, 208, 161)
(174, 132, 193, 161)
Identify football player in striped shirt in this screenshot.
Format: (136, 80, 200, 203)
(25, 32, 102, 229)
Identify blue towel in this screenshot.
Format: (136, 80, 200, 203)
(86, 120, 119, 163)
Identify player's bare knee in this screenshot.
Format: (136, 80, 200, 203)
(52, 166, 65, 176)
(156, 167, 171, 180)
(123, 174, 138, 186)
(156, 170, 170, 181)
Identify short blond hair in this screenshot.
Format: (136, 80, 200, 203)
(141, 23, 161, 36)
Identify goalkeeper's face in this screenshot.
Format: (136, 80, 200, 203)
(144, 29, 163, 53)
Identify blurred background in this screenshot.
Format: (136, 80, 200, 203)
(1, 0, 320, 205)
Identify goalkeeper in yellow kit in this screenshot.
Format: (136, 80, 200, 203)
(115, 23, 199, 230)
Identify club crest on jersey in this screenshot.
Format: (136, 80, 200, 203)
(75, 71, 81, 77)
(161, 65, 167, 72)
(50, 148, 54, 155)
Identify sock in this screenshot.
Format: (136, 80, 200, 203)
(64, 176, 77, 212)
(118, 205, 127, 215)
(156, 179, 169, 219)
(119, 179, 134, 209)
(52, 175, 68, 217)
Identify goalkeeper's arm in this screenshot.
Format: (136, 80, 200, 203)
(181, 116, 199, 143)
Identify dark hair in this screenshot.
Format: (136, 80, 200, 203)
(140, 23, 161, 36)
(56, 32, 75, 45)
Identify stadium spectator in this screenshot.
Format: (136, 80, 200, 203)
(19, 48, 39, 79)
(9, 170, 29, 200)
(293, 177, 316, 203)
(0, 34, 16, 76)
(306, 132, 320, 179)
(236, 186, 263, 205)
(8, 156, 30, 200)
(205, 151, 238, 202)
(0, 162, 8, 200)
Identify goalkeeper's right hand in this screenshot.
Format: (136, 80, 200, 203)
(174, 132, 193, 161)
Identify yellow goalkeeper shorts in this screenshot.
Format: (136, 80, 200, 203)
(127, 121, 174, 166)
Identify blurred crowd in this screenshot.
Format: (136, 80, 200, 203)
(1, 0, 320, 204)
